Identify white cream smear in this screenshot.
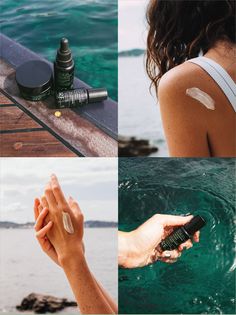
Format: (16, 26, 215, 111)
(62, 211, 74, 234)
(186, 87, 215, 110)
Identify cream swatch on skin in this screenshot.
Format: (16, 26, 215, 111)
(186, 87, 215, 110)
(62, 211, 74, 234)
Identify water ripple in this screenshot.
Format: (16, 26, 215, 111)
(1, 0, 117, 100)
(119, 158, 235, 314)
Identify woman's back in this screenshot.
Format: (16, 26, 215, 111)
(146, 0, 236, 157)
(158, 43, 236, 157)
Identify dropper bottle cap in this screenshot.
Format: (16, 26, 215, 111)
(56, 38, 73, 67)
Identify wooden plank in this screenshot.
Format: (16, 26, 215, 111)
(0, 91, 13, 104)
(0, 130, 77, 157)
(0, 59, 117, 157)
(0, 106, 42, 131)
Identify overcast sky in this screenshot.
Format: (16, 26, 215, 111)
(119, 0, 148, 52)
(0, 158, 118, 223)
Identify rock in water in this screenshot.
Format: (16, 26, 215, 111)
(16, 293, 77, 313)
(119, 136, 158, 157)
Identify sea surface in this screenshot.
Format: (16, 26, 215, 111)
(0, 228, 117, 314)
(0, 0, 117, 101)
(119, 158, 235, 314)
(119, 55, 168, 156)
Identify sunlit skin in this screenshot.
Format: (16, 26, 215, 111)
(34, 174, 117, 314)
(158, 40, 236, 157)
(118, 214, 200, 268)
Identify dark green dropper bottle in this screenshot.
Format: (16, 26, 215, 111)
(54, 38, 75, 92)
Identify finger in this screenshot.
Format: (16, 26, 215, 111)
(179, 240, 193, 251)
(160, 250, 181, 260)
(41, 195, 49, 209)
(157, 252, 179, 264)
(193, 231, 200, 242)
(38, 204, 43, 214)
(39, 199, 49, 226)
(162, 258, 178, 264)
(45, 182, 57, 208)
(34, 207, 49, 231)
(68, 196, 82, 215)
(38, 237, 52, 252)
(158, 214, 193, 227)
(155, 249, 181, 263)
(50, 174, 67, 206)
(34, 198, 40, 220)
(35, 221, 53, 238)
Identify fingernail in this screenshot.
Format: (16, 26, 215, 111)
(163, 251, 171, 258)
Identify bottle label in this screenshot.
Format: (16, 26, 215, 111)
(56, 89, 88, 108)
(55, 69, 74, 90)
(161, 228, 189, 251)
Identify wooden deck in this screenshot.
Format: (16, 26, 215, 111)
(0, 34, 118, 157)
(0, 92, 77, 157)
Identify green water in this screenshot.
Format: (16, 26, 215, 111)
(119, 158, 235, 314)
(0, 0, 117, 100)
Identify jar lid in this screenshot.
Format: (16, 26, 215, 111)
(15, 60, 53, 96)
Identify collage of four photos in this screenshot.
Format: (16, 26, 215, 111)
(0, 0, 235, 314)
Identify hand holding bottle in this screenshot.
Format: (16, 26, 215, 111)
(118, 214, 201, 268)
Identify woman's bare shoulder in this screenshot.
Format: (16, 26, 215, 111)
(158, 62, 205, 98)
(157, 62, 210, 157)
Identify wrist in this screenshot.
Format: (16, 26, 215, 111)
(58, 244, 85, 268)
(118, 231, 137, 268)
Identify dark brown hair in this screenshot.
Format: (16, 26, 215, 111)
(146, 0, 235, 91)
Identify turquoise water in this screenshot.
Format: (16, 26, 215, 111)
(0, 0, 117, 100)
(119, 158, 235, 314)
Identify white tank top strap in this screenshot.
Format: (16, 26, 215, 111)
(187, 56, 236, 112)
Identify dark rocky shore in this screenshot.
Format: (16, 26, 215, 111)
(17, 293, 77, 313)
(119, 136, 158, 157)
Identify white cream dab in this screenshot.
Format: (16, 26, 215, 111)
(62, 211, 74, 234)
(186, 87, 215, 110)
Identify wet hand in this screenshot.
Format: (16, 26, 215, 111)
(119, 214, 200, 268)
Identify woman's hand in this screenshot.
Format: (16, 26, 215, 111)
(33, 174, 117, 314)
(118, 214, 200, 268)
(38, 174, 84, 266)
(34, 199, 59, 265)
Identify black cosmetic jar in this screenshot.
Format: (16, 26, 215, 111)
(15, 60, 53, 101)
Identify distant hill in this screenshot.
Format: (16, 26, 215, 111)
(0, 221, 33, 229)
(84, 220, 117, 228)
(119, 49, 145, 57)
(0, 221, 117, 229)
